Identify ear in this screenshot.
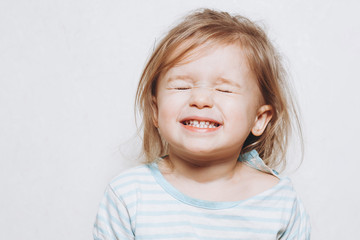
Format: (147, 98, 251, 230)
(251, 105, 273, 136)
(151, 96, 159, 128)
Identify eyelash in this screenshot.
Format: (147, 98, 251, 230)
(172, 87, 234, 94)
(174, 87, 191, 90)
(216, 88, 233, 93)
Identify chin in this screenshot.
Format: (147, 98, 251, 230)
(181, 146, 220, 159)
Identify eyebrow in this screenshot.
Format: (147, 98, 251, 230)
(166, 75, 193, 82)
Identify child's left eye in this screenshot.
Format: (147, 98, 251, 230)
(216, 88, 233, 93)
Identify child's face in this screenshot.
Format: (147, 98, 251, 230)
(153, 43, 272, 162)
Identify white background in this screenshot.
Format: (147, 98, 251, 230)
(1, 0, 359, 239)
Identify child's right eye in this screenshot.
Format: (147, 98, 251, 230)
(175, 87, 191, 90)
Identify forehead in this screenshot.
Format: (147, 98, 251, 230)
(162, 43, 254, 82)
(166, 40, 245, 67)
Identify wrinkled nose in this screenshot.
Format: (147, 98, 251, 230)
(189, 87, 214, 109)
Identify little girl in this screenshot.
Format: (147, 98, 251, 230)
(93, 9, 310, 240)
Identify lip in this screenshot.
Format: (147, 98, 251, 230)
(179, 116, 222, 133)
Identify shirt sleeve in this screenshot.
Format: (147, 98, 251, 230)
(93, 185, 135, 240)
(279, 196, 311, 240)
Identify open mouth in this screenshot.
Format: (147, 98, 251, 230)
(182, 120, 220, 129)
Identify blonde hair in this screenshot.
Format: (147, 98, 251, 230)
(135, 8, 302, 171)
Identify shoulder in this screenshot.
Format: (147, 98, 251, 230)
(107, 164, 155, 197)
(252, 167, 280, 187)
(238, 162, 280, 196)
(110, 164, 152, 185)
(241, 163, 303, 204)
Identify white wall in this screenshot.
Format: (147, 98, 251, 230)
(1, 0, 359, 239)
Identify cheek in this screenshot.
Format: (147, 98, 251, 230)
(221, 98, 258, 127)
(157, 94, 184, 124)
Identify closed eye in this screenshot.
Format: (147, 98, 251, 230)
(175, 87, 191, 90)
(216, 88, 233, 93)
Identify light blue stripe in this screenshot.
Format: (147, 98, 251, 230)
(96, 212, 133, 237)
(193, 222, 277, 234)
(137, 203, 292, 214)
(139, 200, 180, 204)
(136, 232, 196, 240)
(243, 205, 293, 212)
(289, 225, 310, 240)
(287, 206, 310, 240)
(112, 167, 150, 182)
(136, 221, 277, 235)
(137, 235, 251, 240)
(127, 201, 137, 209)
(127, 199, 180, 210)
(278, 199, 303, 239)
(120, 189, 165, 198)
(99, 190, 134, 236)
(193, 236, 260, 240)
(93, 223, 116, 240)
(288, 229, 303, 240)
(113, 179, 157, 190)
(96, 215, 120, 237)
(124, 195, 294, 211)
(193, 236, 256, 240)
(98, 205, 132, 233)
(94, 221, 134, 240)
(136, 195, 295, 205)
(137, 210, 288, 223)
(104, 191, 131, 221)
(251, 195, 295, 202)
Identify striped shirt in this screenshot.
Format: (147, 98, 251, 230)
(93, 150, 310, 240)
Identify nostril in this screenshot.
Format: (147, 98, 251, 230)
(189, 101, 213, 109)
(189, 92, 214, 109)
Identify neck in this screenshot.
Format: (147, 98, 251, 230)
(161, 151, 241, 183)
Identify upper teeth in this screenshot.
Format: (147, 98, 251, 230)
(183, 120, 219, 128)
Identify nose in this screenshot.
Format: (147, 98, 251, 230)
(189, 87, 214, 109)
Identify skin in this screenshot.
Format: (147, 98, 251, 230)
(152, 43, 279, 201)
